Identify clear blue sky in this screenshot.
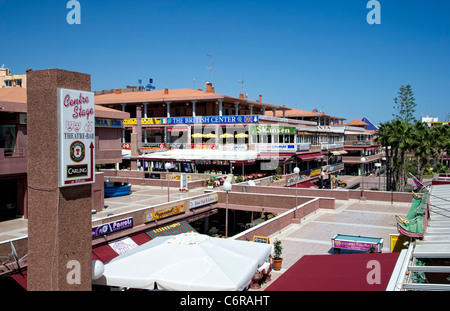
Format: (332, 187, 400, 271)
(1, 0, 449, 125)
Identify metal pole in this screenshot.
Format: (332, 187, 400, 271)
(295, 176, 298, 219)
(225, 190, 229, 238)
(167, 169, 170, 202)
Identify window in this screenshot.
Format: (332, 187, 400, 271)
(0, 125, 16, 151)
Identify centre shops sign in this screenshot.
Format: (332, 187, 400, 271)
(58, 88, 95, 187)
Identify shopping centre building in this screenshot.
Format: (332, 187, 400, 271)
(94, 84, 382, 188)
(1, 68, 401, 292)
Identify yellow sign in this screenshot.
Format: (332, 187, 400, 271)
(390, 234, 410, 253)
(145, 204, 186, 223)
(253, 236, 270, 244)
(310, 168, 322, 177)
(123, 118, 166, 125)
(168, 174, 192, 181)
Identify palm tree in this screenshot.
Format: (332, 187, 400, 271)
(392, 120, 414, 192)
(376, 121, 396, 191)
(411, 121, 434, 180)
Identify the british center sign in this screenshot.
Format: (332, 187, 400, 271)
(58, 88, 95, 187)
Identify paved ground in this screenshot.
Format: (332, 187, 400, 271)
(0, 185, 208, 243)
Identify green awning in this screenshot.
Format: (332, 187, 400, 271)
(146, 220, 197, 239)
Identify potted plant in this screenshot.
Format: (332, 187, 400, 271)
(272, 239, 283, 270)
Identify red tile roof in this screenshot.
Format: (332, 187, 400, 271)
(95, 88, 283, 110)
(0, 87, 129, 118)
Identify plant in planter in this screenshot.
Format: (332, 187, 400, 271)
(272, 239, 283, 270)
(207, 176, 216, 188)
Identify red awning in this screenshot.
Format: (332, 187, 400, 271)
(297, 153, 324, 161)
(265, 253, 400, 291)
(291, 181, 318, 189)
(92, 231, 152, 263)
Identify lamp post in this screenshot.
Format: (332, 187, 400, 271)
(293, 167, 300, 220)
(361, 157, 366, 199)
(165, 162, 171, 202)
(223, 181, 232, 238)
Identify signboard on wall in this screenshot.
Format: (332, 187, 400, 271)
(145, 204, 186, 223)
(189, 194, 218, 209)
(57, 88, 95, 187)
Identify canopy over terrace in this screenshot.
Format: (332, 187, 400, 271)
(92, 233, 272, 291)
(139, 149, 259, 162)
(265, 252, 400, 291)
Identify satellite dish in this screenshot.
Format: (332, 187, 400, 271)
(0, 242, 23, 275)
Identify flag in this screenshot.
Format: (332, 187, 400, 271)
(409, 173, 425, 190)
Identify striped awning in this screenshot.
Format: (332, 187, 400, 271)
(146, 220, 197, 239)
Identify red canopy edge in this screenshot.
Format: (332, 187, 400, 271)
(265, 252, 400, 291)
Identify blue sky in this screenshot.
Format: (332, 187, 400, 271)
(1, 0, 449, 125)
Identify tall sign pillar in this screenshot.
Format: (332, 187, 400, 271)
(27, 69, 94, 291)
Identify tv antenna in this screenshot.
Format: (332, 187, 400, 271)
(138, 78, 155, 91)
(238, 75, 247, 97)
(207, 53, 213, 83)
(146, 78, 155, 91)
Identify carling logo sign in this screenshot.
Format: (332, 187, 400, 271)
(58, 88, 95, 187)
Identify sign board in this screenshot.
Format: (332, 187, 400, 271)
(58, 88, 95, 187)
(92, 217, 134, 238)
(253, 236, 270, 244)
(256, 144, 297, 152)
(180, 173, 188, 191)
(108, 237, 138, 255)
(167, 115, 259, 124)
(145, 204, 186, 223)
(95, 118, 123, 128)
(250, 125, 296, 135)
(390, 234, 410, 253)
(189, 194, 218, 209)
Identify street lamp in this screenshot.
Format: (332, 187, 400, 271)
(293, 167, 300, 220)
(223, 181, 232, 238)
(165, 162, 171, 202)
(361, 157, 366, 198)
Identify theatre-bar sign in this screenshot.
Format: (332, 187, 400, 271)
(57, 88, 95, 187)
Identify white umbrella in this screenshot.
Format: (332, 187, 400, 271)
(92, 233, 272, 291)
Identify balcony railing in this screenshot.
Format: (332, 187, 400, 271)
(344, 140, 377, 146)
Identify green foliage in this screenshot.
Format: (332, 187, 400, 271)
(273, 239, 283, 260)
(207, 226, 219, 237)
(393, 84, 417, 123)
(208, 176, 216, 186)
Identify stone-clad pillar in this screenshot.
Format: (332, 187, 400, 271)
(26, 69, 93, 291)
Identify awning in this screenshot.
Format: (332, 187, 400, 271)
(291, 181, 318, 189)
(92, 221, 197, 263)
(257, 153, 293, 161)
(140, 149, 259, 162)
(146, 220, 197, 239)
(297, 152, 325, 161)
(265, 252, 400, 291)
(92, 231, 152, 263)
